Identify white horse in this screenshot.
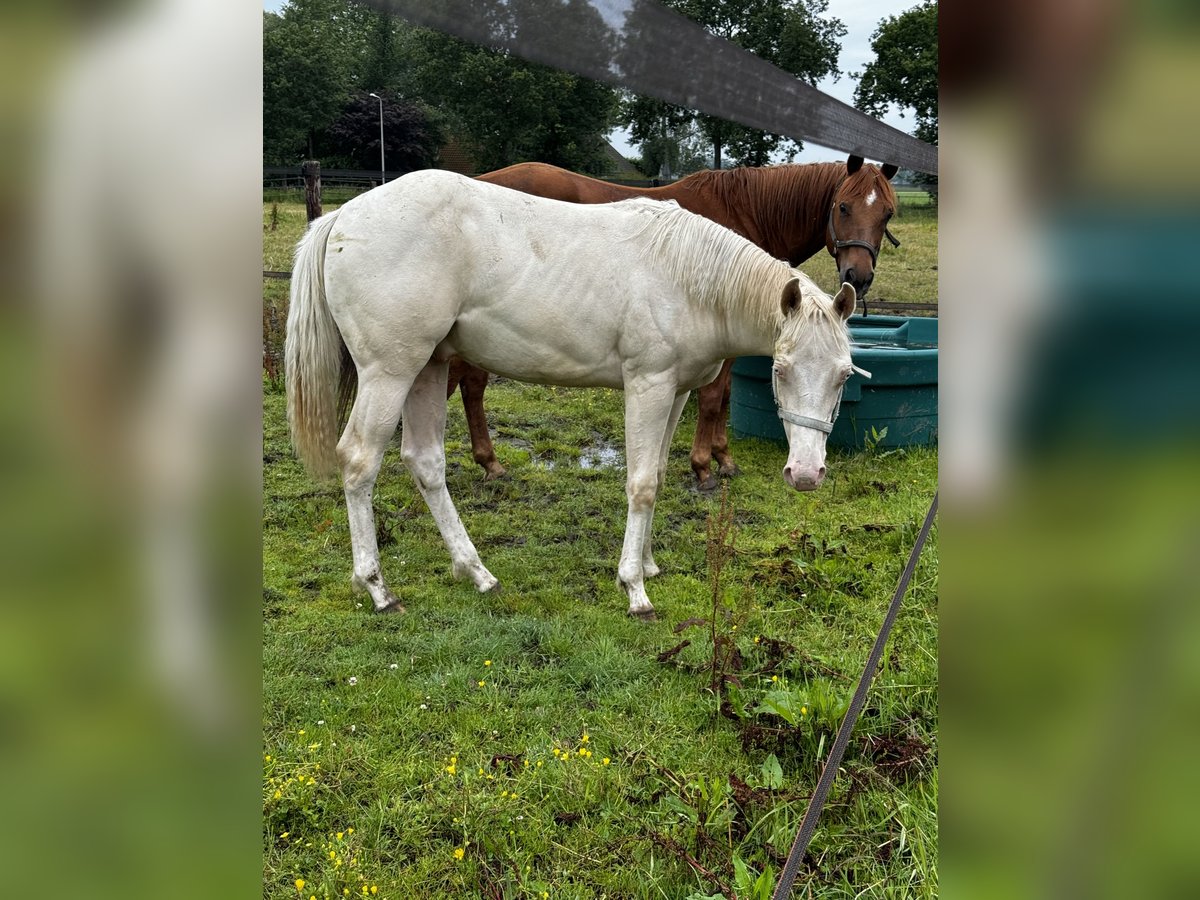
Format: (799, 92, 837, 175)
(286, 170, 857, 618)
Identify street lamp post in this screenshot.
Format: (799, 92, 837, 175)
(368, 92, 385, 184)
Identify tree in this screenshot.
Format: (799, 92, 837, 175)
(262, 1, 374, 163)
(854, 1, 938, 145)
(621, 0, 846, 168)
(323, 91, 443, 174)
(407, 27, 620, 174)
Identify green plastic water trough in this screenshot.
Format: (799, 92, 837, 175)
(730, 315, 938, 450)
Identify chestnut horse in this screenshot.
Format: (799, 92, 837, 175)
(448, 156, 898, 489)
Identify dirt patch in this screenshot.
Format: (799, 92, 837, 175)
(859, 731, 932, 782)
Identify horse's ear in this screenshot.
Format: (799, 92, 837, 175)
(847, 155, 864, 175)
(780, 277, 802, 317)
(834, 282, 857, 321)
(881, 163, 899, 180)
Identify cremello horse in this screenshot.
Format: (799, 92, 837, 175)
(286, 170, 857, 618)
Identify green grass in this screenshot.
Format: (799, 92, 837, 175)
(263, 189, 938, 899)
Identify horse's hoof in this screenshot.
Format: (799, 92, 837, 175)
(695, 474, 720, 493)
(629, 607, 658, 622)
(483, 464, 507, 481)
(374, 597, 406, 615)
(479, 577, 502, 594)
(718, 463, 741, 478)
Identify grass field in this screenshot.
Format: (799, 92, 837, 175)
(263, 185, 938, 899)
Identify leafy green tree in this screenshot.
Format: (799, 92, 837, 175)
(620, 0, 846, 168)
(854, 1, 938, 145)
(406, 27, 620, 174)
(262, 1, 373, 163)
(323, 91, 443, 174)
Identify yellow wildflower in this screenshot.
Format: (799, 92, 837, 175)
(581, 733, 589, 744)
(478, 680, 486, 687)
(453, 847, 465, 861)
(754, 635, 761, 644)
(801, 706, 808, 715)
(371, 888, 378, 896)
(771, 675, 779, 683)
(484, 660, 492, 667)
(295, 879, 305, 892)
(602, 757, 611, 766)
(347, 828, 354, 834)
(337, 831, 344, 840)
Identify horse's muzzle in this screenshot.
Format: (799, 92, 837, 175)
(841, 268, 873, 299)
(783, 464, 826, 491)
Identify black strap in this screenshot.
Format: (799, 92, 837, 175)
(771, 492, 938, 899)
(826, 206, 902, 266)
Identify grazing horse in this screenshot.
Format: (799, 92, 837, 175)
(286, 171, 858, 619)
(447, 156, 897, 488)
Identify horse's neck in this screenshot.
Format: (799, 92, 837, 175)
(734, 164, 843, 263)
(700, 261, 789, 359)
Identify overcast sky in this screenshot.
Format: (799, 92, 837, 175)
(263, 0, 921, 163)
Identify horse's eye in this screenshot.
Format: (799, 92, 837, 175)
(839, 202, 849, 216)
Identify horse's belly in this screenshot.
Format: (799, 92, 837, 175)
(440, 321, 626, 388)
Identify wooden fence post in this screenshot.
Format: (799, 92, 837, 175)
(301, 160, 322, 222)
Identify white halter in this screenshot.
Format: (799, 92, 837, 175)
(773, 363, 872, 433)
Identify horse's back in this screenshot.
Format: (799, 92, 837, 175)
(477, 162, 637, 204)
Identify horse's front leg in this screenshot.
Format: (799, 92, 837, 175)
(619, 378, 681, 618)
(403, 360, 499, 593)
(642, 390, 689, 579)
(711, 359, 740, 478)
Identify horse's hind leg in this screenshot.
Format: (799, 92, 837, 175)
(403, 361, 499, 593)
(339, 370, 414, 613)
(458, 363, 506, 480)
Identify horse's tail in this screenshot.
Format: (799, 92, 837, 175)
(285, 210, 347, 480)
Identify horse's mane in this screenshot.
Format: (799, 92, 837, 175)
(680, 162, 899, 244)
(624, 199, 850, 350)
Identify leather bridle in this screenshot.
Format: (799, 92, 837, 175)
(826, 203, 901, 268)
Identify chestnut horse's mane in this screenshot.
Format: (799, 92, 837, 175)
(680, 162, 899, 245)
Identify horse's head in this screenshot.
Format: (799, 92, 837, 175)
(826, 156, 900, 299)
(773, 276, 857, 491)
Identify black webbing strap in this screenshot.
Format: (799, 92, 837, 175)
(368, 0, 938, 175)
(771, 491, 939, 899)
